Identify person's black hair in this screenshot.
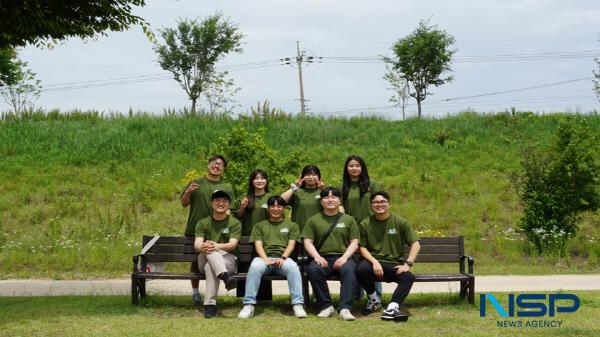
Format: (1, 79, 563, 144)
(208, 154, 228, 169)
(245, 169, 269, 212)
(320, 186, 341, 199)
(370, 191, 390, 202)
(267, 195, 286, 207)
(300, 165, 321, 188)
(342, 155, 371, 208)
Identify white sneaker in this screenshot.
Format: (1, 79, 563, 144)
(317, 305, 335, 318)
(238, 304, 255, 319)
(293, 304, 307, 318)
(339, 308, 356, 321)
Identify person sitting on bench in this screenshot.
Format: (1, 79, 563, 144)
(238, 195, 307, 319)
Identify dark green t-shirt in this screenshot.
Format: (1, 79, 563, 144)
(182, 177, 234, 236)
(195, 215, 241, 244)
(302, 212, 359, 255)
(290, 187, 322, 231)
(237, 192, 273, 236)
(343, 181, 382, 224)
(359, 213, 418, 263)
(250, 219, 300, 257)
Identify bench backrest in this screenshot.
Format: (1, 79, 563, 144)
(409, 236, 465, 263)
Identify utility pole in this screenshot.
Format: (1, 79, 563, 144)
(295, 41, 306, 115)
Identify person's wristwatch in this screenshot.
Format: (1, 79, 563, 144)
(290, 183, 299, 192)
(405, 261, 413, 267)
(280, 255, 288, 260)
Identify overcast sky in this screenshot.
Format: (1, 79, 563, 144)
(8, 0, 600, 118)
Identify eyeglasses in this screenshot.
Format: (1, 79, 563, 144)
(209, 162, 224, 168)
(371, 200, 388, 206)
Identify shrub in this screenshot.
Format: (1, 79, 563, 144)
(517, 116, 599, 256)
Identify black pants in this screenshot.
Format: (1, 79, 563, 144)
(306, 255, 358, 311)
(356, 259, 414, 305)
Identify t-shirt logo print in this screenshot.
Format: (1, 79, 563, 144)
(222, 228, 230, 234)
(336, 223, 346, 228)
(280, 227, 289, 233)
(261, 203, 268, 208)
(387, 228, 397, 235)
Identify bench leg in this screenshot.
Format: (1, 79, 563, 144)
(302, 275, 309, 304)
(131, 275, 139, 305)
(468, 278, 475, 305)
(140, 279, 147, 298)
(459, 281, 467, 300)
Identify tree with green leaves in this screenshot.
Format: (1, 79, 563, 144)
(383, 20, 456, 118)
(154, 14, 243, 113)
(0, 57, 41, 114)
(0, 48, 19, 87)
(517, 117, 599, 256)
(0, 0, 149, 48)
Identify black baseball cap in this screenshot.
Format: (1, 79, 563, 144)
(211, 190, 231, 201)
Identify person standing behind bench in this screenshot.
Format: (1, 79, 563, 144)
(238, 195, 307, 319)
(357, 191, 421, 321)
(281, 165, 325, 232)
(303, 187, 359, 321)
(194, 190, 241, 318)
(181, 154, 234, 306)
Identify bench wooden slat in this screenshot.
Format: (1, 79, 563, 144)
(418, 237, 461, 245)
(415, 254, 461, 263)
(145, 254, 198, 262)
(413, 245, 461, 254)
(144, 236, 195, 245)
(148, 245, 196, 253)
(414, 273, 472, 282)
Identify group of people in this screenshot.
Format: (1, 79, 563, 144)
(180, 154, 421, 321)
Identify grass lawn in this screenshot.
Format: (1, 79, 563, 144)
(1, 291, 598, 337)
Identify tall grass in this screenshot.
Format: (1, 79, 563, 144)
(0, 110, 599, 277)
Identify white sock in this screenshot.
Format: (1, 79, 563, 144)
(368, 292, 380, 302)
(192, 288, 199, 295)
(386, 302, 399, 310)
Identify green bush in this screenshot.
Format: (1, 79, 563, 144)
(517, 116, 599, 256)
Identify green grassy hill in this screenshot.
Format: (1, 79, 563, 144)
(0, 111, 598, 278)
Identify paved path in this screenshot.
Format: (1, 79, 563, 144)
(1, 275, 599, 297)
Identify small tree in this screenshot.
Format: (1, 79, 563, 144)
(203, 71, 241, 116)
(207, 125, 306, 198)
(594, 56, 599, 101)
(383, 20, 456, 118)
(517, 117, 599, 256)
(0, 48, 20, 87)
(0, 56, 41, 114)
(383, 63, 410, 120)
(154, 14, 243, 113)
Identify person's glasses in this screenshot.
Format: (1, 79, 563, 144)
(371, 200, 388, 206)
(210, 162, 224, 168)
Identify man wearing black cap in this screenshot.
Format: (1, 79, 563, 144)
(194, 190, 241, 318)
(302, 186, 360, 321)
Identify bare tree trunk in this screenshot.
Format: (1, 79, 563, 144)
(417, 99, 422, 118)
(191, 98, 196, 113)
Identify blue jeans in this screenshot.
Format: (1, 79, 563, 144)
(243, 257, 304, 305)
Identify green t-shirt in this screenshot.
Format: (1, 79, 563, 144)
(250, 219, 300, 257)
(182, 176, 234, 236)
(290, 187, 322, 231)
(343, 181, 382, 224)
(302, 212, 359, 255)
(237, 192, 273, 236)
(195, 215, 241, 244)
(359, 213, 418, 263)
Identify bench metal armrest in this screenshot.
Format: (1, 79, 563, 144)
(460, 255, 474, 275)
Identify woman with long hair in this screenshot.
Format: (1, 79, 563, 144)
(236, 169, 273, 236)
(281, 165, 325, 231)
(341, 155, 382, 224)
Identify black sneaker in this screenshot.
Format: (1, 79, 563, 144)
(381, 307, 408, 322)
(361, 298, 382, 316)
(220, 272, 238, 291)
(204, 305, 217, 318)
(192, 293, 202, 307)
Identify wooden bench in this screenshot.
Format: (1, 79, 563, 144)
(131, 235, 306, 305)
(132, 235, 473, 305)
(301, 236, 475, 304)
